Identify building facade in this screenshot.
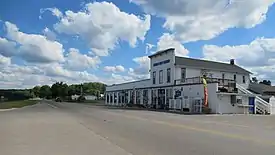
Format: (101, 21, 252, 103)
(106, 48, 272, 114)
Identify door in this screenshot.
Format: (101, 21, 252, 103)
(248, 97, 255, 114)
(158, 89, 165, 109)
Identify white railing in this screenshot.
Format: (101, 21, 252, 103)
(236, 83, 270, 114)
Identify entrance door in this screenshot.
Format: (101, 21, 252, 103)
(249, 97, 255, 114)
(158, 89, 165, 109)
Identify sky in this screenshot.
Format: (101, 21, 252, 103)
(1, 0, 275, 89)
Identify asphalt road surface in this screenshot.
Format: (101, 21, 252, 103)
(1, 101, 275, 155)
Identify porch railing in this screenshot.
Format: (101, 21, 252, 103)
(174, 76, 237, 92)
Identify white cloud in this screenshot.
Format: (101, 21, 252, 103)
(131, 0, 275, 43)
(43, 27, 57, 41)
(0, 61, 102, 89)
(40, 8, 63, 19)
(103, 73, 135, 85)
(203, 37, 275, 82)
(43, 63, 98, 81)
(52, 1, 151, 56)
(5, 21, 65, 63)
(104, 65, 125, 73)
(65, 48, 101, 71)
(145, 43, 154, 54)
(0, 37, 17, 57)
(132, 56, 150, 74)
(156, 33, 189, 56)
(0, 55, 11, 66)
(128, 56, 150, 80)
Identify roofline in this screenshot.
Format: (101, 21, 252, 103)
(175, 64, 252, 74)
(106, 79, 150, 87)
(175, 56, 253, 74)
(148, 48, 175, 58)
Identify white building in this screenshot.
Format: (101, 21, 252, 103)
(105, 48, 272, 114)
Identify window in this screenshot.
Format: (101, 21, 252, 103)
(167, 68, 171, 83)
(243, 76, 246, 83)
(234, 74, 236, 81)
(153, 71, 156, 84)
(159, 70, 163, 84)
(181, 68, 186, 82)
(222, 73, 225, 83)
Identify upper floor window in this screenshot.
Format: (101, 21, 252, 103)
(159, 70, 163, 84)
(167, 68, 171, 83)
(153, 71, 156, 84)
(243, 76, 246, 83)
(222, 73, 225, 83)
(234, 74, 236, 81)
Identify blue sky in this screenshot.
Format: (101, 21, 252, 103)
(1, 0, 275, 88)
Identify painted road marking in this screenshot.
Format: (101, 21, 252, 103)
(47, 103, 58, 109)
(104, 111, 275, 146)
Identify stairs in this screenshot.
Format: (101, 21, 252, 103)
(236, 84, 270, 114)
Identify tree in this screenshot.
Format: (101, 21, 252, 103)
(39, 85, 51, 98)
(32, 86, 41, 97)
(251, 77, 258, 83)
(259, 80, 271, 86)
(51, 82, 69, 98)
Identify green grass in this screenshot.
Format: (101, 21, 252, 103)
(0, 100, 38, 109)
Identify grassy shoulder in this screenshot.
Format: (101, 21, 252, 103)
(0, 100, 38, 109)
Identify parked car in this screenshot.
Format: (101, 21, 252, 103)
(55, 97, 62, 102)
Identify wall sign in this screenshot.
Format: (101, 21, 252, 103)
(153, 59, 170, 67)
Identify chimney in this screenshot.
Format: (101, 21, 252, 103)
(230, 59, 235, 65)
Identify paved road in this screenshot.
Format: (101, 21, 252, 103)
(1, 101, 275, 155)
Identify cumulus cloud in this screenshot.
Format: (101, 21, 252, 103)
(131, 0, 275, 43)
(103, 73, 135, 85)
(104, 65, 125, 73)
(42, 27, 57, 41)
(156, 33, 189, 56)
(5, 21, 65, 63)
(203, 37, 275, 82)
(0, 55, 11, 66)
(128, 56, 150, 80)
(0, 61, 102, 89)
(44, 63, 99, 81)
(145, 43, 155, 54)
(39, 7, 63, 19)
(64, 48, 101, 71)
(0, 37, 17, 57)
(52, 1, 151, 56)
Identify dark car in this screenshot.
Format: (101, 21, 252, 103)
(55, 97, 62, 102)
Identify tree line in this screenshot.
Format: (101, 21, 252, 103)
(0, 82, 106, 101)
(30, 82, 106, 99)
(251, 77, 272, 86)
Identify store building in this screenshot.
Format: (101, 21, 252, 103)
(105, 48, 272, 114)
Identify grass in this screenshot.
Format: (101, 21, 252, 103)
(0, 100, 38, 109)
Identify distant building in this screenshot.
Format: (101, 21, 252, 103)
(85, 95, 97, 100)
(71, 94, 97, 100)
